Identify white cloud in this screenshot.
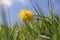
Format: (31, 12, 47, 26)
(2, 0, 13, 7)
(0, 0, 28, 7)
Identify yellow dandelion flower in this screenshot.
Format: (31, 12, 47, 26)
(17, 9, 34, 20)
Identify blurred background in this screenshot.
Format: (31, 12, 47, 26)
(0, 0, 60, 26)
(0, 0, 60, 40)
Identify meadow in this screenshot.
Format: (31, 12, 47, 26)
(0, 0, 60, 40)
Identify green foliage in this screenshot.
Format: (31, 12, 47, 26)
(0, 13, 60, 40)
(0, 0, 60, 40)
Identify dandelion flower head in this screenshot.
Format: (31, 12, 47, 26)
(17, 9, 34, 20)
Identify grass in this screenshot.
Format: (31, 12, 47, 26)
(0, 0, 60, 40)
(0, 13, 60, 40)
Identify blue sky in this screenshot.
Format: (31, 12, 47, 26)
(8, 0, 48, 26)
(0, 0, 60, 26)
